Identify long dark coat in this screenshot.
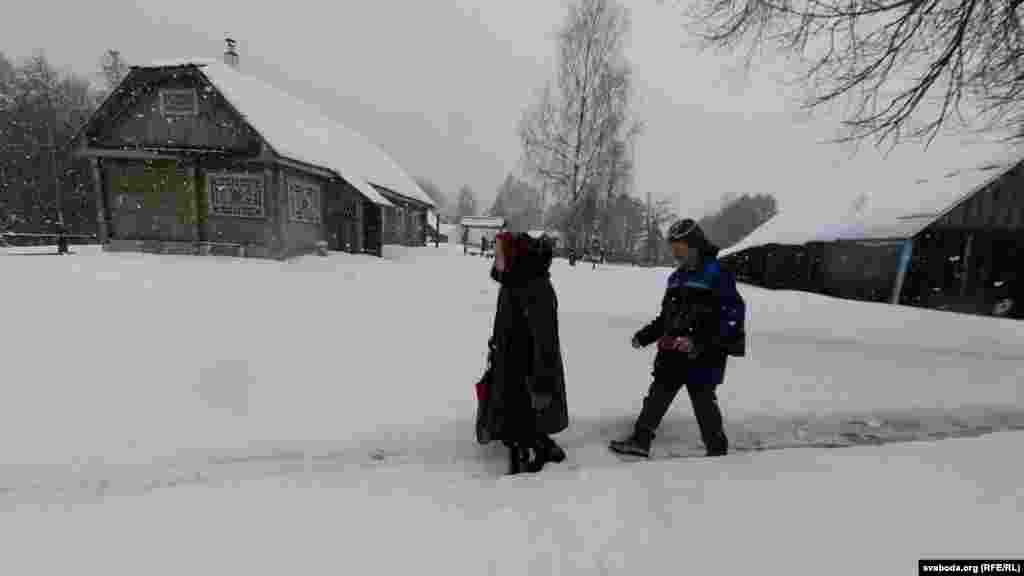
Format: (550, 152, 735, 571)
(477, 238, 568, 445)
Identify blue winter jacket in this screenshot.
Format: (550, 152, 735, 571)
(634, 256, 746, 386)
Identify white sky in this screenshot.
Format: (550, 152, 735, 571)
(2, 0, 1015, 220)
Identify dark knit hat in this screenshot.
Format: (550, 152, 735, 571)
(667, 218, 719, 257)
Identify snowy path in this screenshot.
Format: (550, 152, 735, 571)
(2, 246, 1022, 574)
(3, 432, 1022, 576)
(5, 400, 1024, 508)
(1, 246, 1023, 505)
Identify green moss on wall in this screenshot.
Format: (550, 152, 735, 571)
(113, 160, 201, 226)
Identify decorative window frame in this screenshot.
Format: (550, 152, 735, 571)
(158, 88, 199, 117)
(206, 171, 266, 219)
(287, 176, 322, 225)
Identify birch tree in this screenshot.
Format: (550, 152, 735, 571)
(519, 0, 641, 246)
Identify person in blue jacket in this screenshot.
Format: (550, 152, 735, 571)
(610, 218, 746, 458)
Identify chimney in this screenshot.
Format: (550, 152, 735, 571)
(224, 37, 239, 69)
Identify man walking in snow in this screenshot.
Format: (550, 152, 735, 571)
(610, 219, 746, 458)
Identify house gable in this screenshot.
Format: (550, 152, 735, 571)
(83, 66, 263, 155)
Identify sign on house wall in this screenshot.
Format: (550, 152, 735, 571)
(206, 172, 265, 218)
(288, 176, 322, 224)
(159, 89, 198, 117)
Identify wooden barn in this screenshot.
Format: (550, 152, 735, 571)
(722, 150, 1024, 319)
(69, 43, 433, 259)
(895, 161, 1024, 316)
(458, 216, 505, 246)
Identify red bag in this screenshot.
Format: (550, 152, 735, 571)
(475, 374, 493, 445)
(658, 335, 697, 356)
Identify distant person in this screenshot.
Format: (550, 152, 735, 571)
(55, 221, 69, 255)
(477, 231, 568, 474)
(590, 240, 603, 270)
(610, 219, 746, 458)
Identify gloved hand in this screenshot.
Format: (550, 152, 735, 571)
(631, 335, 643, 349)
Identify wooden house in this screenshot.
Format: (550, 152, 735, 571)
(70, 42, 433, 259)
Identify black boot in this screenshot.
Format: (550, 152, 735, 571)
(538, 435, 566, 463)
(507, 443, 529, 475)
(507, 442, 546, 475)
(609, 428, 653, 457)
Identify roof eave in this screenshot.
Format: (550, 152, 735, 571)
(274, 155, 393, 208)
(371, 184, 434, 209)
(921, 159, 1023, 232)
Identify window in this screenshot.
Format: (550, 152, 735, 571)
(288, 176, 322, 224)
(205, 172, 265, 218)
(159, 89, 198, 117)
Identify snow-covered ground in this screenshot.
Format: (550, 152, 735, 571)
(1, 244, 1021, 574)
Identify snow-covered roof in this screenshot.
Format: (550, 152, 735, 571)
(527, 229, 562, 238)
(847, 158, 1017, 240)
(460, 216, 505, 228)
(721, 209, 852, 256)
(722, 142, 1022, 256)
(140, 57, 219, 68)
(134, 58, 434, 209)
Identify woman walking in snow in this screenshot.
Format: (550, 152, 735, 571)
(477, 231, 569, 474)
(610, 219, 746, 458)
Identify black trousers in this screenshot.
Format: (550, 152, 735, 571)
(634, 371, 728, 453)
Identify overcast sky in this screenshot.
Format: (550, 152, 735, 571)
(2, 0, 1018, 223)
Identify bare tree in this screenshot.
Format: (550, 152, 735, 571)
(455, 185, 479, 221)
(592, 139, 637, 239)
(519, 0, 641, 246)
(97, 50, 129, 103)
(639, 196, 679, 264)
(1, 51, 101, 232)
(490, 174, 544, 232)
(699, 193, 779, 249)
(414, 177, 449, 213)
(0, 52, 14, 111)
(680, 0, 1024, 148)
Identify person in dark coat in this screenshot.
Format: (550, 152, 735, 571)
(55, 221, 69, 255)
(479, 231, 569, 474)
(610, 219, 746, 458)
